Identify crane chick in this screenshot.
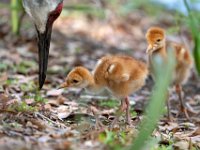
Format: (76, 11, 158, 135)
(146, 27, 193, 119)
(60, 55, 148, 127)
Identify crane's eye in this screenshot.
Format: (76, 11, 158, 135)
(72, 79, 79, 83)
(157, 39, 161, 42)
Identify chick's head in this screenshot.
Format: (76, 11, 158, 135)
(59, 67, 91, 89)
(146, 27, 165, 54)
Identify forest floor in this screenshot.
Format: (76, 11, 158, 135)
(0, 3, 200, 150)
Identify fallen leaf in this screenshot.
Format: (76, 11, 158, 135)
(0, 72, 7, 84)
(47, 89, 63, 97)
(57, 105, 72, 119)
(25, 98, 34, 105)
(173, 141, 189, 150)
(38, 135, 51, 143)
(190, 127, 200, 136)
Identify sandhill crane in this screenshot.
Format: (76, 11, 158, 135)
(23, 0, 64, 89)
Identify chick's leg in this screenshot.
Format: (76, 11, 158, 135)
(89, 106, 104, 130)
(125, 97, 131, 125)
(166, 91, 172, 121)
(110, 99, 126, 128)
(175, 84, 189, 119)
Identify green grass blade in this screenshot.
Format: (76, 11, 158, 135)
(11, 0, 23, 35)
(193, 35, 200, 75)
(129, 51, 175, 150)
(11, 0, 19, 34)
(183, 0, 200, 75)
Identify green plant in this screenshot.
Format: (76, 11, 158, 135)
(6, 78, 18, 85)
(62, 4, 106, 18)
(0, 63, 8, 72)
(99, 130, 126, 149)
(11, 0, 24, 35)
(129, 51, 175, 150)
(34, 91, 47, 103)
(130, 109, 137, 118)
(183, 0, 200, 76)
(20, 81, 37, 92)
(2, 121, 22, 129)
(8, 101, 37, 112)
(99, 99, 119, 108)
(15, 60, 37, 74)
(22, 91, 47, 104)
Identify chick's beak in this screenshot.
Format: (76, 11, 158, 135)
(146, 44, 154, 54)
(58, 82, 68, 89)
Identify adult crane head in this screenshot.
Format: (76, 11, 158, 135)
(23, 0, 63, 89)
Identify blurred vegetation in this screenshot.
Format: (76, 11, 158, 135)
(183, 0, 200, 76)
(99, 130, 126, 150)
(8, 101, 37, 112)
(11, 0, 24, 35)
(0, 0, 24, 35)
(61, 0, 166, 18)
(99, 99, 119, 108)
(130, 51, 175, 150)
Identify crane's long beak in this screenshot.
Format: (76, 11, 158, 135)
(36, 25, 52, 89)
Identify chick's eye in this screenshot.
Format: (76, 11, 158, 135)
(157, 39, 161, 42)
(72, 79, 79, 83)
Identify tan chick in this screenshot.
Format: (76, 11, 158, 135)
(145, 27, 193, 119)
(60, 55, 148, 127)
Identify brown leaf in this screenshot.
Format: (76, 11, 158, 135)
(44, 103, 52, 111)
(55, 140, 71, 150)
(0, 72, 7, 84)
(48, 99, 59, 107)
(0, 94, 9, 109)
(56, 95, 66, 105)
(57, 105, 72, 119)
(173, 141, 189, 150)
(25, 98, 34, 105)
(30, 119, 46, 131)
(47, 89, 63, 97)
(190, 127, 200, 136)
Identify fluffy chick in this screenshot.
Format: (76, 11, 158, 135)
(60, 55, 148, 127)
(146, 26, 193, 119)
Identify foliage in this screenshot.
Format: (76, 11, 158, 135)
(0, 0, 24, 35)
(183, 0, 200, 76)
(63, 4, 105, 18)
(99, 130, 126, 150)
(15, 60, 37, 74)
(11, 0, 24, 35)
(119, 0, 165, 16)
(99, 99, 119, 108)
(129, 51, 175, 150)
(33, 92, 47, 103)
(20, 81, 37, 92)
(0, 63, 9, 72)
(7, 101, 37, 112)
(5, 79, 17, 86)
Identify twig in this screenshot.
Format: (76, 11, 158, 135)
(80, 95, 110, 100)
(34, 112, 68, 128)
(0, 109, 17, 114)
